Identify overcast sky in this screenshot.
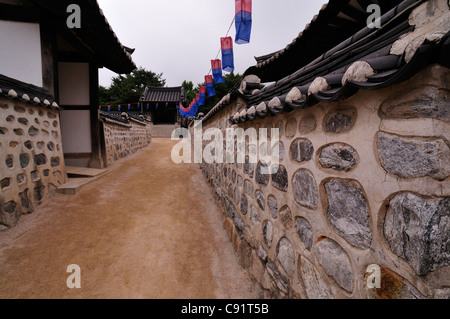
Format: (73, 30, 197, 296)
(97, 0, 326, 88)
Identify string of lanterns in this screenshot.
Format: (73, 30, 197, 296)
(180, 0, 252, 118)
(100, 1, 252, 119)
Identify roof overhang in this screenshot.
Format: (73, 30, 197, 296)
(30, 0, 136, 74)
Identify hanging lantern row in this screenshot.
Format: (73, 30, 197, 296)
(102, 1, 252, 119)
(184, 0, 252, 116)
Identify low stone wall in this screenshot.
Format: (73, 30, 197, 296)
(102, 118, 152, 167)
(199, 64, 449, 299)
(0, 98, 66, 231)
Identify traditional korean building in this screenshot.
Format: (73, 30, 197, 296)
(198, 0, 449, 298)
(140, 86, 186, 125)
(0, 0, 140, 229)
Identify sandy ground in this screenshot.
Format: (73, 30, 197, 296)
(0, 139, 257, 299)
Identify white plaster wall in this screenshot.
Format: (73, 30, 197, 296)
(0, 20, 42, 87)
(58, 62, 90, 106)
(60, 110, 92, 153)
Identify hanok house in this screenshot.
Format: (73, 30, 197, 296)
(140, 86, 186, 137)
(0, 0, 137, 230)
(140, 86, 186, 125)
(198, 0, 449, 298)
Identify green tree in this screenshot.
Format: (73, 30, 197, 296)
(200, 72, 242, 115)
(99, 67, 166, 105)
(182, 72, 242, 116)
(182, 80, 198, 105)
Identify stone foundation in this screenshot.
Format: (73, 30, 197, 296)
(0, 98, 66, 231)
(199, 64, 450, 299)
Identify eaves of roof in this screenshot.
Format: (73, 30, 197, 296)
(141, 86, 186, 103)
(200, 0, 449, 126)
(246, 0, 414, 83)
(31, 0, 136, 74)
(0, 74, 60, 110)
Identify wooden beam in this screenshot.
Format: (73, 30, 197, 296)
(87, 62, 104, 169)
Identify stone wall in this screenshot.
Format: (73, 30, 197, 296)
(0, 98, 66, 231)
(102, 119, 152, 167)
(199, 64, 450, 299)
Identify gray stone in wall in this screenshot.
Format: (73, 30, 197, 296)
(47, 142, 54, 151)
(19, 189, 30, 210)
(255, 162, 270, 186)
(268, 195, 278, 218)
(28, 126, 39, 136)
(377, 132, 450, 180)
(379, 86, 450, 120)
(0, 201, 18, 227)
(291, 139, 314, 162)
(296, 217, 313, 251)
(18, 118, 28, 126)
(33, 185, 44, 201)
(224, 196, 236, 218)
(324, 179, 372, 249)
(3, 201, 16, 214)
(50, 157, 60, 168)
(31, 171, 40, 181)
(293, 169, 318, 209)
(383, 192, 450, 276)
(24, 141, 32, 150)
(227, 184, 233, 198)
(6, 156, 13, 168)
(299, 256, 334, 299)
(275, 141, 285, 162)
(234, 212, 246, 233)
(238, 175, 244, 189)
(17, 174, 26, 184)
(33, 154, 47, 166)
(299, 114, 317, 135)
(271, 165, 288, 192)
(324, 107, 357, 133)
(263, 220, 274, 247)
(266, 261, 289, 294)
(313, 238, 354, 293)
(241, 194, 248, 215)
(258, 242, 268, 262)
(285, 118, 297, 138)
(319, 143, 358, 172)
(244, 180, 254, 197)
(279, 206, 293, 230)
(277, 237, 295, 276)
(256, 190, 266, 211)
(1, 178, 10, 189)
(250, 206, 261, 226)
(244, 156, 255, 178)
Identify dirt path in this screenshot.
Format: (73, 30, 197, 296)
(0, 139, 257, 299)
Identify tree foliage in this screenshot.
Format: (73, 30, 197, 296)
(182, 72, 242, 116)
(99, 67, 166, 105)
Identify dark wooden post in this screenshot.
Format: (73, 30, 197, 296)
(88, 63, 104, 169)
